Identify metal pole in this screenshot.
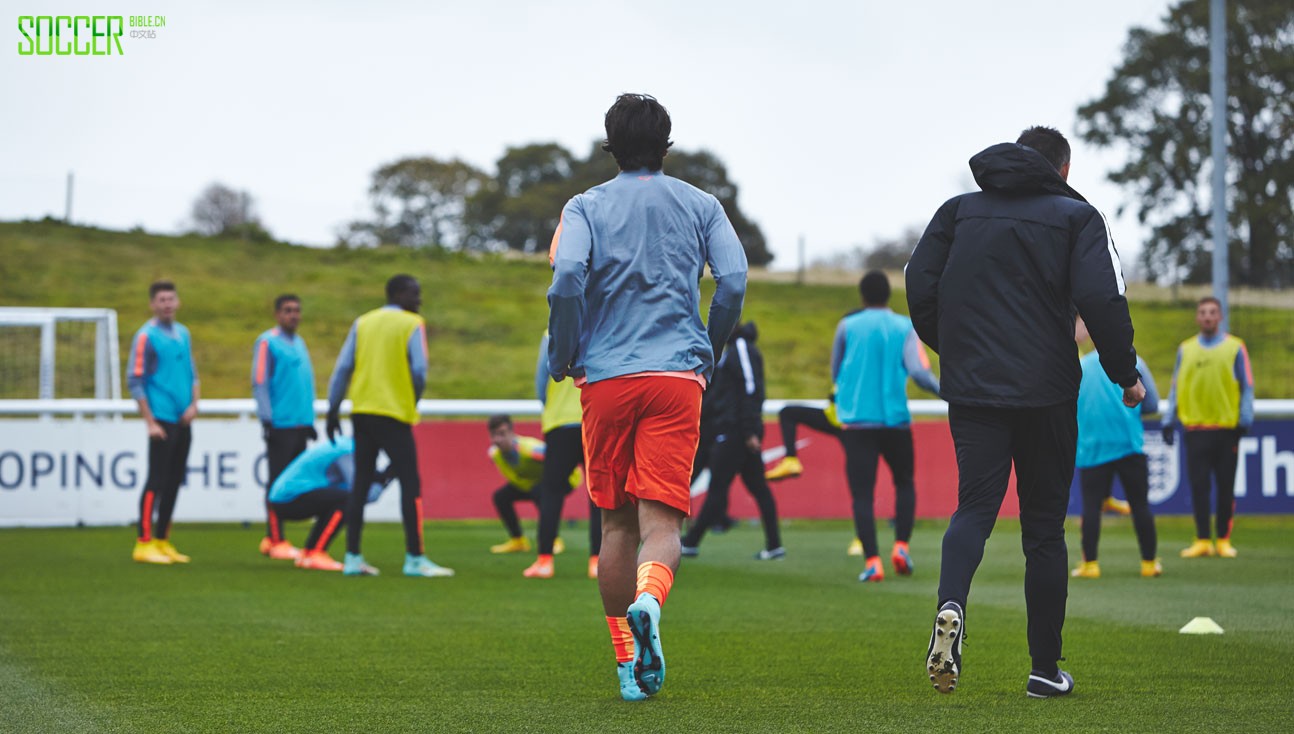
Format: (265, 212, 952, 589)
(65, 171, 73, 223)
(39, 317, 56, 402)
(797, 235, 805, 285)
(1210, 0, 1229, 330)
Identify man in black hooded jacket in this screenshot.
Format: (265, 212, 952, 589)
(682, 322, 784, 559)
(906, 126, 1145, 699)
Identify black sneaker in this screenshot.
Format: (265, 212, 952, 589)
(1026, 669, 1074, 699)
(754, 547, 786, 560)
(926, 601, 964, 693)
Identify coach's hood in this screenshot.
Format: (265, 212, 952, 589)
(970, 143, 1087, 203)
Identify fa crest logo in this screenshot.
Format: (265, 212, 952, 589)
(1145, 430, 1179, 505)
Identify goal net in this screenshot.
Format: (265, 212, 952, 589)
(0, 308, 120, 400)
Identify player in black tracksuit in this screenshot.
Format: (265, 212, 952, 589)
(906, 128, 1144, 697)
(682, 323, 784, 559)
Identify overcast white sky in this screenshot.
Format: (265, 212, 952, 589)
(3, 0, 1174, 271)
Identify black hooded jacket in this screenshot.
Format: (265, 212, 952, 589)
(905, 143, 1139, 408)
(701, 322, 765, 439)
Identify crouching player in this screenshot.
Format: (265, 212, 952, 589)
(268, 436, 392, 571)
(486, 414, 568, 558)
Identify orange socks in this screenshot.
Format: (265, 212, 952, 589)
(636, 561, 674, 606)
(606, 616, 635, 663)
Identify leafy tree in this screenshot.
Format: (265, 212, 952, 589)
(1076, 0, 1293, 286)
(665, 150, 773, 266)
(463, 142, 774, 265)
(347, 157, 488, 249)
(191, 182, 271, 241)
(464, 144, 578, 253)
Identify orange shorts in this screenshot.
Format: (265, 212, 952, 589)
(580, 375, 703, 514)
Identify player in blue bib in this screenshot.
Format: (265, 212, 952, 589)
(127, 281, 200, 566)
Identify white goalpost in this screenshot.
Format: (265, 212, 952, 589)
(0, 307, 121, 401)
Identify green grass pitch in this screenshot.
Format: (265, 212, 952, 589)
(1, 515, 1289, 733)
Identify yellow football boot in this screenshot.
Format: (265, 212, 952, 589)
(1216, 538, 1238, 558)
(490, 536, 531, 554)
(1179, 539, 1216, 558)
(155, 539, 190, 563)
(1140, 559, 1163, 577)
(132, 539, 173, 565)
(1070, 560, 1100, 579)
(765, 456, 804, 481)
(1101, 497, 1132, 515)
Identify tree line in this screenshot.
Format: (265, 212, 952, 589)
(188, 0, 1290, 286)
(187, 142, 773, 267)
(337, 142, 773, 266)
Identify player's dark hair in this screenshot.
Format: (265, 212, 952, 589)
(487, 414, 513, 432)
(602, 93, 673, 172)
(859, 270, 891, 306)
(274, 294, 300, 311)
(1198, 296, 1222, 309)
(386, 274, 418, 302)
(1016, 126, 1070, 171)
(149, 280, 176, 299)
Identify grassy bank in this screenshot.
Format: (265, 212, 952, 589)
(1, 220, 1289, 400)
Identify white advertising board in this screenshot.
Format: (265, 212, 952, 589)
(0, 419, 404, 527)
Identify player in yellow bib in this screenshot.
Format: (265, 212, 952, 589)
(326, 274, 452, 578)
(1162, 297, 1254, 559)
(485, 413, 573, 558)
(521, 332, 602, 579)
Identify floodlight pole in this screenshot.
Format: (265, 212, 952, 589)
(1210, 0, 1229, 330)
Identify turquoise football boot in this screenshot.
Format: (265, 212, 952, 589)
(342, 553, 379, 576)
(403, 554, 454, 577)
(617, 662, 647, 701)
(626, 592, 665, 696)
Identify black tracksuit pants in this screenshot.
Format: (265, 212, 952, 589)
(778, 405, 842, 458)
(1078, 453, 1157, 562)
(536, 425, 601, 557)
(683, 435, 782, 551)
(347, 413, 423, 556)
(840, 427, 915, 559)
(137, 421, 191, 541)
(1183, 429, 1241, 540)
(493, 483, 538, 539)
(938, 402, 1076, 675)
(264, 426, 312, 541)
(272, 488, 348, 551)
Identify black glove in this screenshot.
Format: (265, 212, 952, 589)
(306, 425, 318, 442)
(1161, 425, 1175, 446)
(326, 412, 341, 444)
(261, 420, 272, 442)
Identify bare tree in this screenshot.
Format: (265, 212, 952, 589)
(191, 182, 269, 240)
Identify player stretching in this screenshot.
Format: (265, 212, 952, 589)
(547, 93, 747, 701)
(268, 436, 394, 572)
